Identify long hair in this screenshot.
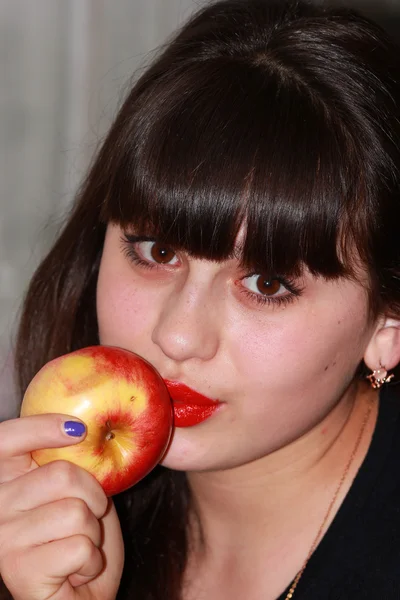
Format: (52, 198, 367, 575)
(14, 1, 400, 598)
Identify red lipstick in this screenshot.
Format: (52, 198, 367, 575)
(164, 380, 220, 427)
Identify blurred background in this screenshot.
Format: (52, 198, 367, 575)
(1, 0, 400, 420)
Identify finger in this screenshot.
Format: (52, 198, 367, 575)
(1, 498, 102, 553)
(1, 460, 108, 520)
(70, 501, 124, 590)
(2, 536, 103, 600)
(0, 414, 87, 459)
(0, 415, 87, 483)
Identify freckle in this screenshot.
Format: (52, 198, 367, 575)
(337, 320, 341, 325)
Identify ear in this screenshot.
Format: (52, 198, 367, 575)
(363, 317, 400, 372)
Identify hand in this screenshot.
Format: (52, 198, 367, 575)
(0, 414, 124, 600)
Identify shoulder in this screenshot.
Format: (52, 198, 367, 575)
(334, 384, 400, 589)
(320, 386, 400, 594)
(358, 383, 400, 502)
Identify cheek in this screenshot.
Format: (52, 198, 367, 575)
(229, 297, 370, 398)
(96, 264, 155, 348)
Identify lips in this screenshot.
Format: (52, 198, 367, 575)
(164, 380, 220, 427)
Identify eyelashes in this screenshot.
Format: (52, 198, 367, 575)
(121, 235, 176, 270)
(239, 278, 302, 308)
(120, 233, 303, 308)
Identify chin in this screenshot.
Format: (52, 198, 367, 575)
(159, 427, 222, 472)
(158, 428, 247, 474)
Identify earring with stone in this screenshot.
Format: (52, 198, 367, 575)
(366, 364, 395, 389)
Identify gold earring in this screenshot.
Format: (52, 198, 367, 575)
(366, 365, 394, 389)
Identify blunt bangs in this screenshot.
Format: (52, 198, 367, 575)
(100, 42, 369, 280)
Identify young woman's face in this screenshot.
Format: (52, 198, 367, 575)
(96, 223, 376, 472)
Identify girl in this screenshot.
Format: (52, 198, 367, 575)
(1, 1, 400, 598)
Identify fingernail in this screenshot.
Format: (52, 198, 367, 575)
(64, 421, 86, 437)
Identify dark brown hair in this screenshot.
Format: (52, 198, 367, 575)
(14, 1, 400, 598)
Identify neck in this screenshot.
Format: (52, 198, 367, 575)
(187, 382, 378, 556)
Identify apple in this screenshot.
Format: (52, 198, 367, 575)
(20, 346, 173, 496)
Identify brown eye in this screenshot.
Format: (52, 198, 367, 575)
(255, 277, 281, 296)
(242, 274, 284, 297)
(150, 242, 177, 264)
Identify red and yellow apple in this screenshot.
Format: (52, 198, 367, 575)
(20, 346, 173, 496)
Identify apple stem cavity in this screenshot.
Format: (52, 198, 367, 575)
(105, 420, 115, 441)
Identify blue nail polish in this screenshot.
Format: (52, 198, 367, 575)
(64, 421, 86, 437)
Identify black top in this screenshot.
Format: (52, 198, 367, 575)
(279, 383, 400, 599)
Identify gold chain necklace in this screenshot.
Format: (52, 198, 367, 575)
(284, 397, 374, 600)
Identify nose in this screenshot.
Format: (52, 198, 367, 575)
(151, 278, 219, 363)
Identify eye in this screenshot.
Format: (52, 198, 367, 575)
(138, 241, 179, 265)
(121, 234, 181, 270)
(242, 274, 286, 297)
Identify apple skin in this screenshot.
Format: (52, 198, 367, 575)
(20, 346, 173, 496)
